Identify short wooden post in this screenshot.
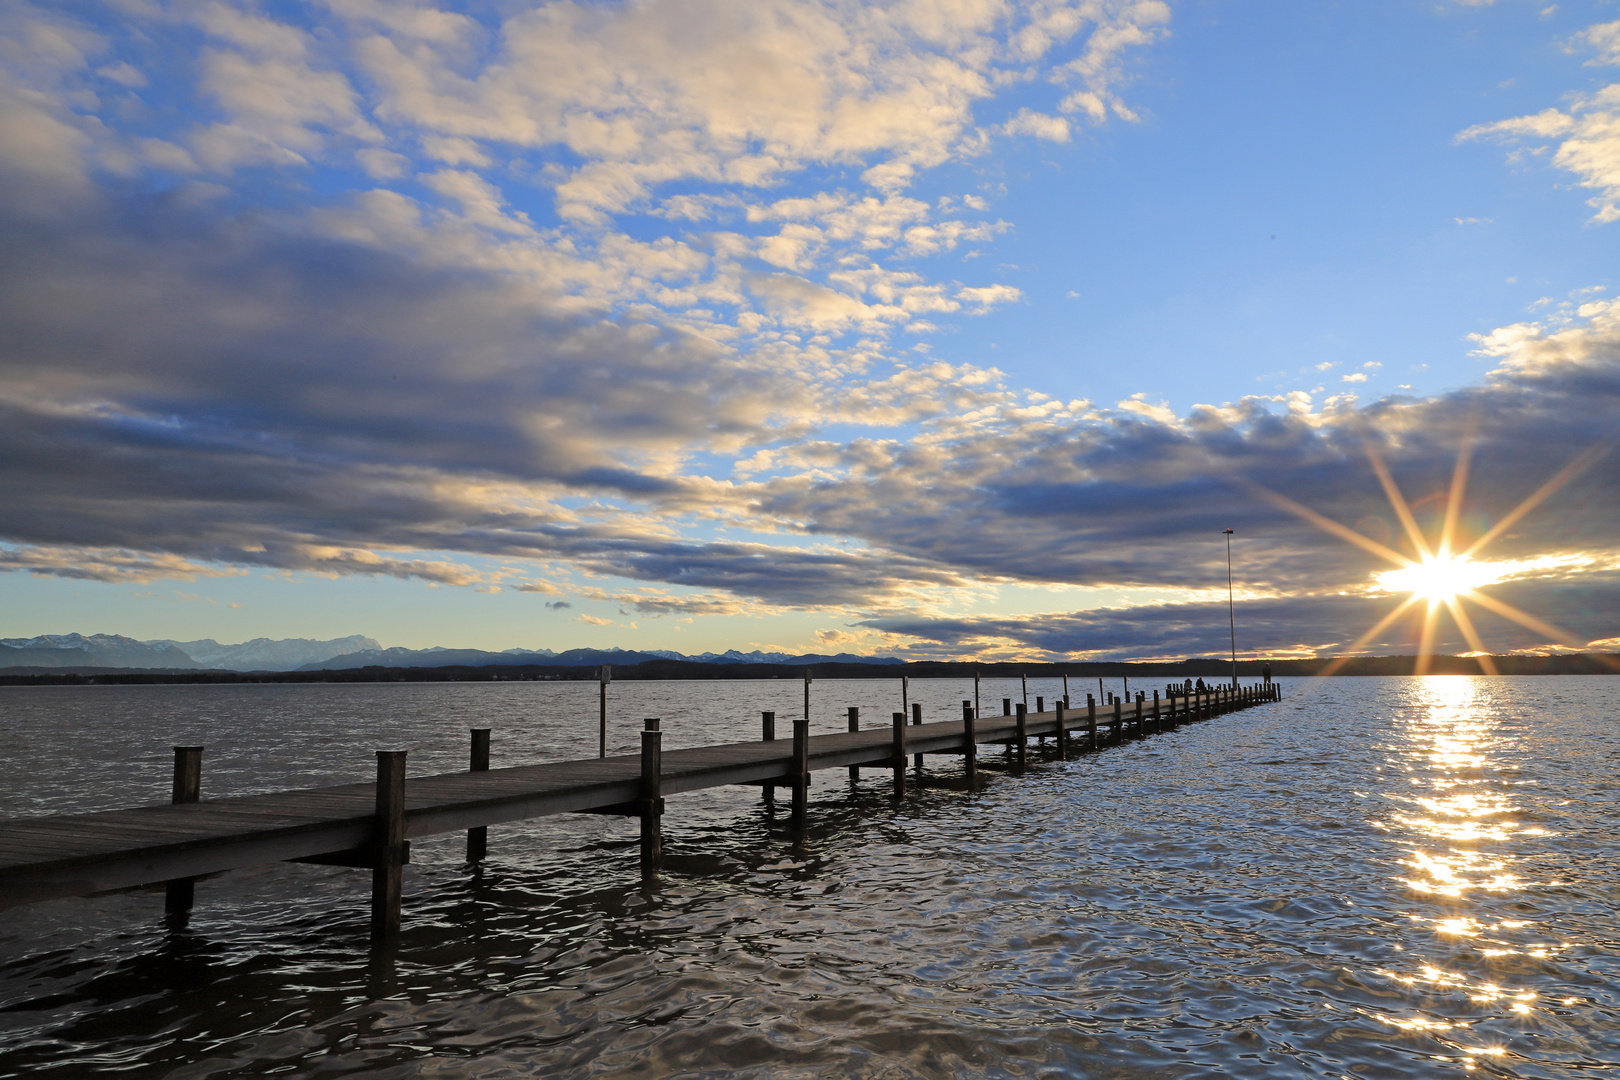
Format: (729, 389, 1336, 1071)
(640, 719, 662, 870)
(1152, 690, 1161, 733)
(847, 706, 860, 781)
(1112, 698, 1122, 744)
(891, 711, 906, 799)
(598, 665, 611, 759)
(962, 700, 977, 781)
(467, 728, 490, 863)
(791, 718, 809, 823)
(1087, 694, 1098, 750)
(1003, 698, 1012, 716)
(1021, 672, 1028, 712)
(1035, 696, 1045, 743)
(761, 711, 776, 805)
(1014, 702, 1028, 770)
(912, 701, 923, 769)
(1054, 700, 1067, 760)
(803, 668, 812, 721)
(370, 750, 407, 946)
(1134, 694, 1142, 736)
(165, 746, 203, 913)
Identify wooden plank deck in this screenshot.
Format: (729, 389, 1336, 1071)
(0, 686, 1277, 920)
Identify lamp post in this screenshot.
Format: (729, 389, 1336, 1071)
(1223, 528, 1237, 688)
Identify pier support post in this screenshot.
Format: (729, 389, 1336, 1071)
(891, 712, 906, 799)
(1054, 701, 1067, 760)
(791, 719, 809, 824)
(1087, 695, 1098, 751)
(1153, 691, 1161, 734)
(912, 702, 924, 770)
(467, 729, 490, 863)
(371, 750, 407, 946)
(1134, 694, 1143, 737)
(640, 720, 662, 871)
(847, 706, 860, 782)
(962, 701, 977, 781)
(1113, 698, 1122, 744)
(1015, 702, 1028, 771)
(761, 711, 776, 805)
(1035, 697, 1045, 743)
(165, 746, 203, 914)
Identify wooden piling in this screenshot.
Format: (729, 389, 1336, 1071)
(1003, 698, 1012, 716)
(962, 700, 977, 781)
(640, 720, 662, 870)
(761, 711, 776, 805)
(1035, 697, 1045, 743)
(791, 719, 809, 823)
(1054, 700, 1067, 760)
(1134, 694, 1143, 737)
(597, 665, 611, 759)
(912, 702, 923, 769)
(847, 706, 860, 781)
(467, 729, 490, 863)
(1087, 694, 1098, 751)
(1014, 702, 1028, 770)
(165, 746, 203, 914)
(891, 712, 906, 799)
(1152, 690, 1161, 734)
(1113, 698, 1122, 744)
(370, 750, 407, 946)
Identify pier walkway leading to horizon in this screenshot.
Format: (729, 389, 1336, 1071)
(0, 683, 1280, 944)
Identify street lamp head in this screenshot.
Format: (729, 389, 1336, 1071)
(1223, 528, 1234, 535)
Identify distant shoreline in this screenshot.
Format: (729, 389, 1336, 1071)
(0, 652, 1615, 685)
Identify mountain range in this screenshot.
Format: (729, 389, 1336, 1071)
(0, 634, 901, 672)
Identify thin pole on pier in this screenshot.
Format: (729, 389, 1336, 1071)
(1021, 672, 1028, 711)
(803, 668, 812, 721)
(598, 665, 611, 759)
(974, 671, 980, 722)
(791, 719, 809, 824)
(1015, 702, 1028, 771)
(847, 706, 860, 782)
(902, 674, 909, 722)
(962, 701, 977, 781)
(467, 729, 490, 863)
(165, 746, 203, 914)
(1062, 671, 1069, 704)
(1224, 528, 1238, 689)
(640, 719, 662, 871)
(370, 750, 407, 947)
(891, 712, 906, 799)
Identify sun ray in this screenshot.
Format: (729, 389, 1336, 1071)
(1463, 589, 1587, 649)
(1314, 594, 1425, 678)
(1462, 442, 1612, 560)
(1367, 444, 1433, 562)
(1415, 598, 1443, 676)
(1438, 429, 1475, 560)
(1243, 481, 1414, 568)
(1444, 596, 1499, 676)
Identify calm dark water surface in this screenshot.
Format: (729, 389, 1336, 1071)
(0, 676, 1616, 1078)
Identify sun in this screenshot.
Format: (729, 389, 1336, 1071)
(1377, 554, 1506, 604)
(1247, 436, 1612, 675)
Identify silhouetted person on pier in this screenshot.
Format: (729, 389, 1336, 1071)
(1263, 663, 1272, 685)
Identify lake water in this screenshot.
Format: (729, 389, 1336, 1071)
(0, 675, 1616, 1078)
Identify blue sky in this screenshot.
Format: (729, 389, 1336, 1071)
(2, 0, 1618, 661)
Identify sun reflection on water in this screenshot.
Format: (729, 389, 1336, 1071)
(1362, 676, 1562, 1062)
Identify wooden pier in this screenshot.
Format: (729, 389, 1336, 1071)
(0, 683, 1279, 944)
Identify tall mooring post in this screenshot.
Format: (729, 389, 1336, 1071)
(640, 719, 662, 872)
(961, 700, 977, 781)
(598, 665, 611, 759)
(1014, 702, 1028, 770)
(467, 729, 490, 863)
(791, 718, 809, 824)
(165, 746, 203, 914)
(847, 706, 860, 782)
(370, 750, 407, 947)
(891, 711, 907, 799)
